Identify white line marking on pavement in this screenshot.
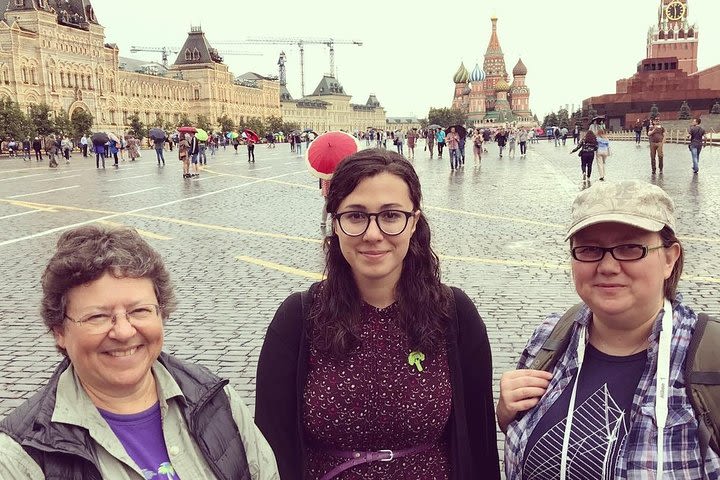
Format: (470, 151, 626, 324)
(284, 161, 299, 165)
(107, 173, 154, 182)
(108, 186, 163, 198)
(0, 173, 44, 182)
(250, 166, 272, 171)
(35, 174, 81, 183)
(7, 185, 79, 199)
(0, 210, 43, 220)
(0, 170, 306, 248)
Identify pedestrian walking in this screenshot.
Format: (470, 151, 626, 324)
(648, 119, 665, 174)
(407, 128, 418, 159)
(294, 133, 302, 155)
(495, 128, 508, 157)
(426, 129, 436, 158)
(80, 134, 88, 157)
(178, 134, 190, 178)
(22, 136, 31, 161)
(508, 130, 517, 158)
(446, 126, 460, 169)
(109, 138, 119, 168)
(153, 137, 165, 166)
(472, 129, 483, 165)
(188, 133, 199, 177)
(127, 136, 140, 161)
(61, 135, 72, 164)
(32, 136, 42, 161)
(595, 129, 611, 181)
(199, 140, 207, 166)
(45, 134, 59, 167)
(633, 119, 643, 145)
(560, 126, 568, 146)
(394, 129, 405, 156)
(571, 130, 598, 184)
(436, 128, 446, 158)
(572, 124, 580, 144)
(688, 117, 707, 174)
(256, 149, 501, 480)
(518, 127, 528, 157)
(246, 137, 256, 163)
(94, 142, 105, 169)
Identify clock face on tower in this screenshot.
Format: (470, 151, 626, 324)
(666, 1, 686, 21)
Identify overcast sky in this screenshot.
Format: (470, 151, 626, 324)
(91, 0, 719, 120)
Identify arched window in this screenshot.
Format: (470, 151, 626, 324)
(185, 49, 192, 60)
(21, 67, 27, 84)
(192, 48, 200, 60)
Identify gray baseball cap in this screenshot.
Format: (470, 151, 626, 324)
(566, 180, 676, 240)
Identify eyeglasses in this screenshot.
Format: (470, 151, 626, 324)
(334, 210, 416, 237)
(571, 244, 667, 263)
(64, 304, 161, 335)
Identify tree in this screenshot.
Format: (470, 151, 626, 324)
(280, 121, 299, 135)
(53, 109, 72, 136)
(542, 112, 558, 128)
(241, 116, 265, 135)
(217, 114, 235, 133)
(427, 107, 467, 128)
(266, 115, 284, 133)
(557, 108, 570, 128)
(28, 103, 54, 136)
(678, 101, 692, 120)
(419, 118, 428, 129)
(177, 113, 192, 127)
(0, 99, 30, 140)
(70, 109, 93, 138)
(127, 114, 147, 139)
(196, 114, 212, 132)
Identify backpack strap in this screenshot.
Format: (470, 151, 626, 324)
(684, 313, 720, 463)
(528, 303, 584, 372)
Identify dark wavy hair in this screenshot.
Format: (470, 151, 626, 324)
(310, 148, 452, 357)
(42, 225, 177, 355)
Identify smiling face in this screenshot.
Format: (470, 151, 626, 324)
(571, 222, 680, 328)
(334, 172, 419, 294)
(54, 272, 163, 398)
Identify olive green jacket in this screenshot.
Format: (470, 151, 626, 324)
(0, 361, 279, 479)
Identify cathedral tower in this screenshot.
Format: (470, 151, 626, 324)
(483, 17, 508, 112)
(451, 62, 469, 110)
(468, 63, 486, 124)
(510, 58, 532, 121)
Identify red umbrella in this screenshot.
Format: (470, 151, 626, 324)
(177, 126, 196, 134)
(243, 129, 260, 143)
(305, 131, 360, 180)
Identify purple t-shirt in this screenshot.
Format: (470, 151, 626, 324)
(99, 403, 181, 480)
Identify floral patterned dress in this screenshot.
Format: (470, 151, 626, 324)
(303, 302, 452, 480)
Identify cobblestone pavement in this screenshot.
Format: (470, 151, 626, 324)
(1, 139, 720, 461)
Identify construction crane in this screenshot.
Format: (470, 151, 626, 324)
(214, 37, 363, 96)
(130, 46, 262, 68)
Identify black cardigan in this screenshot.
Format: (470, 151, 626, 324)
(254, 285, 500, 480)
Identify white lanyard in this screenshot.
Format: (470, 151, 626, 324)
(559, 299, 673, 480)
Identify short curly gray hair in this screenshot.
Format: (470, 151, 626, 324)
(42, 225, 177, 355)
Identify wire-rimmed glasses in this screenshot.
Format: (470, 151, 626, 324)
(64, 304, 161, 335)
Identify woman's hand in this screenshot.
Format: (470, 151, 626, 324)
(496, 369, 553, 433)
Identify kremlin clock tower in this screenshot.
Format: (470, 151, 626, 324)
(647, 0, 698, 74)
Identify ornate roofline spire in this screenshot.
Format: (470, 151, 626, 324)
(486, 17, 502, 54)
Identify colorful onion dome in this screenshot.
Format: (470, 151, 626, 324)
(512, 58, 527, 76)
(453, 62, 469, 84)
(495, 79, 510, 91)
(470, 63, 486, 82)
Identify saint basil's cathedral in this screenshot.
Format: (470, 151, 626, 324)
(451, 17, 535, 127)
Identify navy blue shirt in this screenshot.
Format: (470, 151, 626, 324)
(522, 344, 647, 480)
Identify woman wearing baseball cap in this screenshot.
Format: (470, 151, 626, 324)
(497, 180, 719, 479)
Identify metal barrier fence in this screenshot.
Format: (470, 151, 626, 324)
(606, 129, 719, 146)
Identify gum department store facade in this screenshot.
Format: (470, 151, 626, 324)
(0, 0, 386, 134)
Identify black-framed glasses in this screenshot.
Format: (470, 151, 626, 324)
(64, 304, 161, 335)
(571, 244, 667, 263)
(334, 210, 416, 237)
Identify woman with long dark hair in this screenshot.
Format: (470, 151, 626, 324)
(255, 149, 499, 480)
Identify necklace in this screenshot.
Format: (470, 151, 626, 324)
(588, 324, 649, 356)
